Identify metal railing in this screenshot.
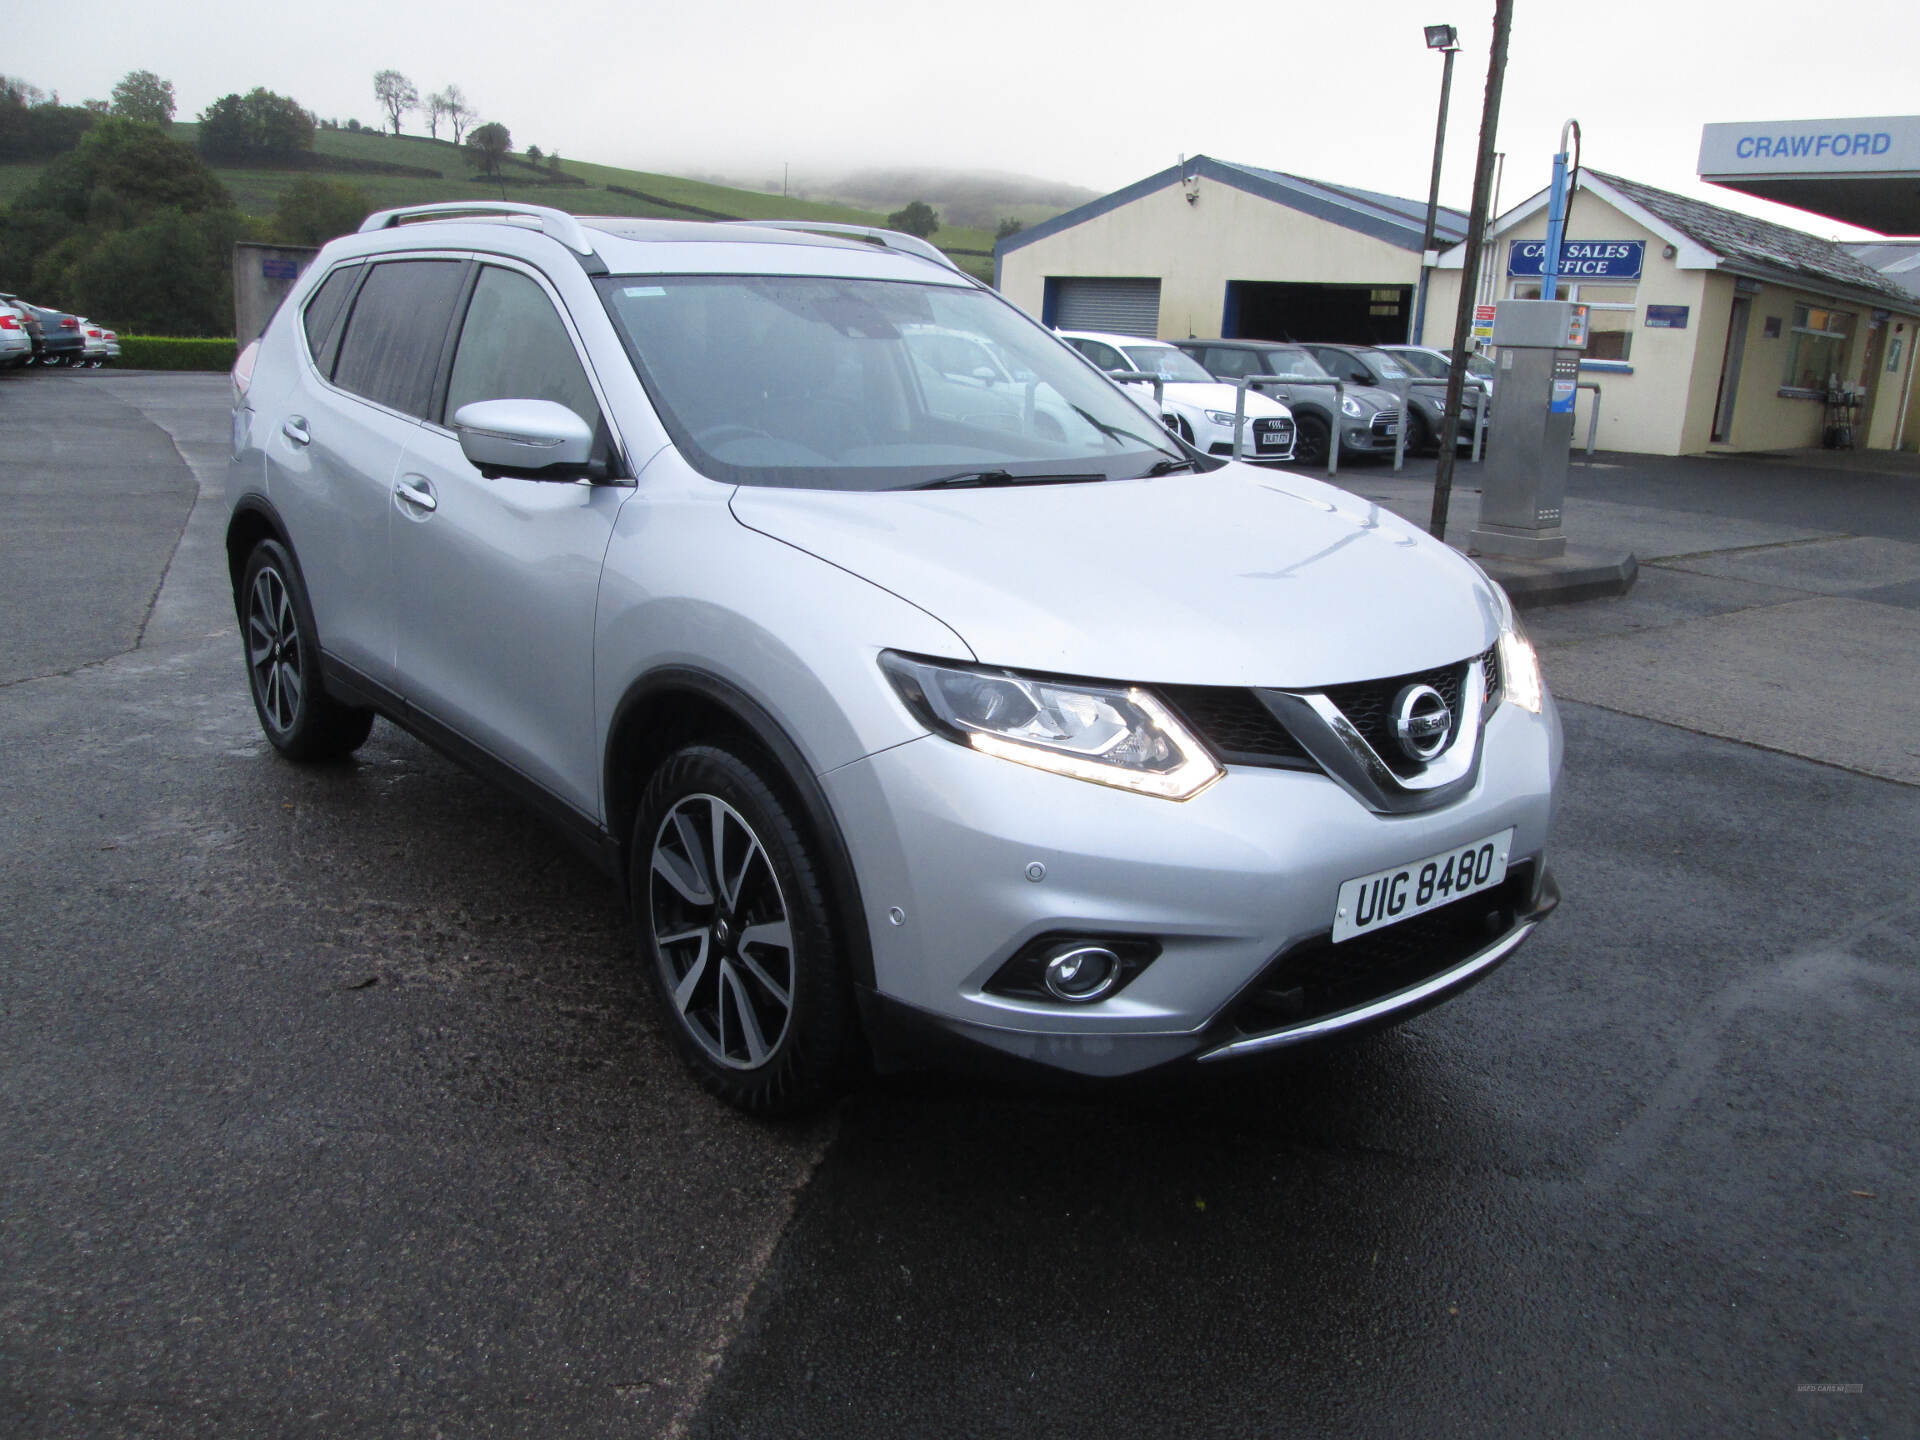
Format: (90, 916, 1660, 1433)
(1232, 376, 1346, 476)
(1395, 379, 1488, 471)
(1577, 381, 1602, 455)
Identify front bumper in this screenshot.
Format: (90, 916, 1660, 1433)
(1201, 413, 1295, 464)
(823, 692, 1561, 1078)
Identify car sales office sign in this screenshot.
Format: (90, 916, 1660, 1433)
(1508, 240, 1645, 280)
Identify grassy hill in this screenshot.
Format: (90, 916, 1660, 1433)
(0, 124, 1005, 280)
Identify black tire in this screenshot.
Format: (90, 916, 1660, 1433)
(1293, 412, 1331, 466)
(1404, 407, 1431, 455)
(239, 539, 375, 761)
(631, 743, 860, 1115)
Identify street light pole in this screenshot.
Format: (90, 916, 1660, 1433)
(1429, 0, 1513, 541)
(1409, 24, 1460, 345)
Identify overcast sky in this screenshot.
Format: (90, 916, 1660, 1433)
(9, 0, 1914, 239)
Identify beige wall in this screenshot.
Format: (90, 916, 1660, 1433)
(1422, 190, 1919, 454)
(998, 178, 1422, 340)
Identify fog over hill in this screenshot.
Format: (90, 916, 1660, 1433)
(699, 166, 1103, 231)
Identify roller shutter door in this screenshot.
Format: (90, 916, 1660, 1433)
(1052, 278, 1161, 337)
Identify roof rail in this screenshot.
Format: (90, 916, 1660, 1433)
(727, 220, 962, 274)
(357, 201, 599, 258)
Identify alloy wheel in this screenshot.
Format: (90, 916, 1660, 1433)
(246, 565, 303, 735)
(648, 793, 796, 1070)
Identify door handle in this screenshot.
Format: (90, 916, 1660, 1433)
(393, 474, 437, 513)
(282, 416, 310, 446)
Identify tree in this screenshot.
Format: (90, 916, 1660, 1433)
(1, 75, 47, 107)
(110, 69, 176, 127)
(465, 121, 511, 178)
(272, 177, 372, 246)
(423, 89, 447, 140)
(439, 85, 475, 145)
(197, 89, 316, 159)
(886, 200, 939, 239)
(994, 217, 1024, 241)
(547, 151, 563, 173)
(526, 144, 542, 163)
(372, 70, 417, 136)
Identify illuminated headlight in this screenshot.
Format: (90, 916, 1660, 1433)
(1203, 409, 1240, 427)
(880, 653, 1223, 801)
(1498, 620, 1544, 713)
(1341, 395, 1365, 417)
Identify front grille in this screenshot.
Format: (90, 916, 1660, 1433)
(1320, 646, 1494, 777)
(1226, 864, 1535, 1036)
(1157, 686, 1311, 767)
(1158, 645, 1497, 774)
(1370, 409, 1402, 434)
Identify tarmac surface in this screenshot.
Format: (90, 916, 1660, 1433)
(3, 368, 1915, 1438)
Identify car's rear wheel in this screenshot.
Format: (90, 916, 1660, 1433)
(632, 744, 859, 1115)
(240, 540, 375, 761)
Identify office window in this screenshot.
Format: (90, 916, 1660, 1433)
(1782, 305, 1852, 392)
(1508, 278, 1635, 361)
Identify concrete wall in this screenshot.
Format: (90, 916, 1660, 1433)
(232, 243, 320, 341)
(998, 178, 1421, 340)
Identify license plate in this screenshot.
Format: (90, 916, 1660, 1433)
(1381, 424, 1398, 436)
(1332, 829, 1513, 943)
(1258, 433, 1283, 449)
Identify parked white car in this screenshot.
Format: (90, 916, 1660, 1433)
(1058, 330, 1297, 463)
(0, 301, 32, 368)
(78, 320, 115, 367)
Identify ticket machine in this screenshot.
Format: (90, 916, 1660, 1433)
(1470, 299, 1588, 559)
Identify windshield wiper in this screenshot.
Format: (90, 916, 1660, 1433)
(1141, 457, 1198, 477)
(901, 469, 1109, 491)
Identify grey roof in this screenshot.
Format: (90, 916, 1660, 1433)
(1844, 241, 1920, 300)
(1208, 160, 1469, 245)
(996, 155, 1464, 266)
(1591, 170, 1915, 305)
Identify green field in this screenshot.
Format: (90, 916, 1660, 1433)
(120, 124, 1001, 276)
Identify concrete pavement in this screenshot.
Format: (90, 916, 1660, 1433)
(3, 371, 1914, 1438)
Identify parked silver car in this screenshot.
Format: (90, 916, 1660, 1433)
(226, 203, 1560, 1113)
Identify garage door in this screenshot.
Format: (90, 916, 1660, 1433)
(1048, 278, 1162, 337)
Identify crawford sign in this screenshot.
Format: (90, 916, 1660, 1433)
(1508, 240, 1644, 280)
(1700, 116, 1920, 175)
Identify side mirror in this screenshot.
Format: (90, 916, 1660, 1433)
(453, 398, 597, 481)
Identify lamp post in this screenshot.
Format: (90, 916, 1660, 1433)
(1408, 23, 1460, 346)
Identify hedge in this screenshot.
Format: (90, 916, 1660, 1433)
(117, 336, 240, 371)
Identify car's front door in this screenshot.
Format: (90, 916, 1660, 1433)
(387, 261, 630, 821)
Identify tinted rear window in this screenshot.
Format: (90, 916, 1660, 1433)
(301, 264, 360, 367)
(330, 259, 468, 418)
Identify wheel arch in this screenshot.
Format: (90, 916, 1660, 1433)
(604, 666, 876, 990)
(225, 496, 292, 622)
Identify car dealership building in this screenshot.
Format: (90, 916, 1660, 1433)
(996, 121, 1920, 456)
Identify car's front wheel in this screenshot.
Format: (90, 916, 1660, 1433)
(631, 743, 859, 1115)
(1293, 412, 1331, 466)
(239, 540, 375, 761)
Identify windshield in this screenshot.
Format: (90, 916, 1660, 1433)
(1362, 350, 1410, 380)
(1466, 352, 1495, 379)
(597, 276, 1183, 490)
(1392, 349, 1450, 379)
(1262, 347, 1332, 380)
(1120, 345, 1215, 384)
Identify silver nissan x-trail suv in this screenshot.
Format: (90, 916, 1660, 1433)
(226, 202, 1561, 1114)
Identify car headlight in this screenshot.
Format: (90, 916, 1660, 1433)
(1341, 395, 1364, 417)
(880, 653, 1223, 800)
(1467, 562, 1545, 715)
(1203, 409, 1240, 427)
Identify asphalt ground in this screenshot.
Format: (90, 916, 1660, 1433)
(2, 369, 1914, 1438)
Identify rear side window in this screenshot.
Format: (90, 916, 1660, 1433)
(330, 259, 468, 419)
(301, 264, 360, 369)
(443, 266, 599, 428)
(1203, 346, 1257, 379)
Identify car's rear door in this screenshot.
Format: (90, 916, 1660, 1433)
(268, 255, 469, 685)
(387, 260, 630, 821)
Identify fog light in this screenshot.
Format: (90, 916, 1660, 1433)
(1042, 944, 1121, 1002)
